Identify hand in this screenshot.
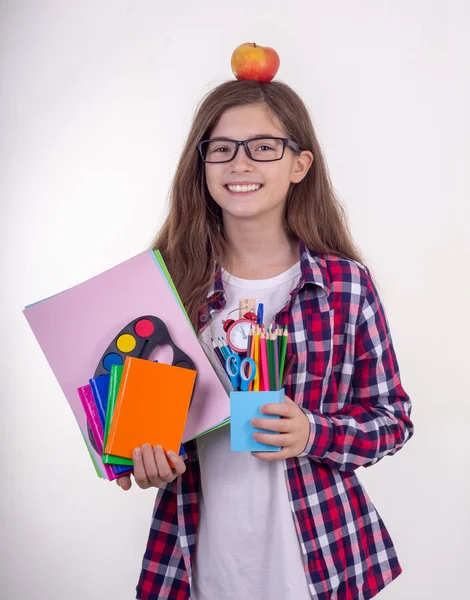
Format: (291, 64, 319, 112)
(116, 443, 186, 490)
(250, 395, 310, 462)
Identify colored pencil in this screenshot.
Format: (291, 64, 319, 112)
(266, 328, 274, 390)
(271, 331, 277, 391)
(260, 331, 269, 391)
(217, 338, 227, 359)
(211, 338, 227, 370)
(218, 338, 230, 360)
(253, 326, 260, 391)
(260, 325, 266, 390)
(246, 324, 253, 358)
(279, 326, 288, 385)
(274, 330, 280, 390)
(257, 303, 264, 326)
(281, 353, 296, 387)
(247, 325, 254, 391)
(266, 332, 273, 391)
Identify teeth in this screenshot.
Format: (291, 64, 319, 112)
(227, 184, 261, 193)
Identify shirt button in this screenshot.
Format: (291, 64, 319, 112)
(199, 313, 209, 323)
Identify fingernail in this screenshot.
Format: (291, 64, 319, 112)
(133, 448, 141, 458)
(166, 450, 177, 458)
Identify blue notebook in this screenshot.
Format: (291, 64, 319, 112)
(89, 374, 110, 426)
(89, 374, 131, 475)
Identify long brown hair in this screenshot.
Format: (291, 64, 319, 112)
(150, 79, 368, 330)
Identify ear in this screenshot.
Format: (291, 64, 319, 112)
(290, 150, 314, 184)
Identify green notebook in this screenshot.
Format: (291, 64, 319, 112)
(102, 365, 133, 466)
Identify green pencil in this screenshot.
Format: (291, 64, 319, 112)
(279, 326, 288, 384)
(267, 332, 275, 391)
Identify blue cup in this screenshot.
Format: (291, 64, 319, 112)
(230, 388, 285, 451)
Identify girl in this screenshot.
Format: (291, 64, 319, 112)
(117, 79, 414, 600)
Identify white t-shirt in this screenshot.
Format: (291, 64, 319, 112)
(192, 261, 312, 600)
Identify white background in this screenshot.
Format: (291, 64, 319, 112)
(1, 1, 469, 599)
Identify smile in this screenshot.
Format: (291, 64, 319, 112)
(225, 184, 263, 194)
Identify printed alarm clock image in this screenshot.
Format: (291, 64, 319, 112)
(222, 310, 258, 353)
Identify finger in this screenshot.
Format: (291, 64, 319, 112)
(154, 445, 174, 482)
(251, 448, 290, 462)
(250, 417, 291, 432)
(133, 446, 152, 488)
(116, 475, 132, 491)
(260, 402, 290, 417)
(165, 450, 187, 476)
(140, 443, 163, 487)
(253, 432, 291, 447)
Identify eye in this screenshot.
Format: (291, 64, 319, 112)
(208, 144, 230, 154)
(256, 144, 275, 151)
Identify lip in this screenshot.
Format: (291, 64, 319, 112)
(225, 182, 263, 186)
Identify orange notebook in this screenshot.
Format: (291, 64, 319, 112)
(104, 357, 196, 459)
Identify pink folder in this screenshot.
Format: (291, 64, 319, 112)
(23, 250, 229, 478)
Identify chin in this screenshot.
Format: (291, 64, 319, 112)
(225, 206, 270, 221)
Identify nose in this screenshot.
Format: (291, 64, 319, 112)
(230, 143, 254, 171)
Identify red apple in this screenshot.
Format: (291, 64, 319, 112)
(231, 42, 280, 83)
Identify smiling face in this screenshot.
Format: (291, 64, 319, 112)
(204, 103, 312, 223)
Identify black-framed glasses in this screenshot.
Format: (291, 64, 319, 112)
(197, 136, 301, 163)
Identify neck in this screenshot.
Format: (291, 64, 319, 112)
(221, 213, 300, 279)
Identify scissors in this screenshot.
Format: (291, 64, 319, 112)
(225, 353, 257, 391)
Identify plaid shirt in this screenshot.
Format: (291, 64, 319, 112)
(136, 242, 414, 600)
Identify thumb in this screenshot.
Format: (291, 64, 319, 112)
(117, 475, 132, 491)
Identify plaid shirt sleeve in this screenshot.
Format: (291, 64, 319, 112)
(298, 266, 414, 471)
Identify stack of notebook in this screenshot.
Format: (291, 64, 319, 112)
(23, 250, 229, 480)
(78, 359, 194, 479)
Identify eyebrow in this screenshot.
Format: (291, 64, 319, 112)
(208, 133, 280, 141)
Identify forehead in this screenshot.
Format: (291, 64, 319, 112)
(209, 104, 286, 139)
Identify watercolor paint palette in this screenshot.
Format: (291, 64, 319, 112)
(94, 315, 196, 377)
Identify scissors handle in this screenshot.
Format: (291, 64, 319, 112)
(239, 357, 256, 392)
(225, 353, 241, 390)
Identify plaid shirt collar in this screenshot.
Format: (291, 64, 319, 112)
(204, 241, 330, 315)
